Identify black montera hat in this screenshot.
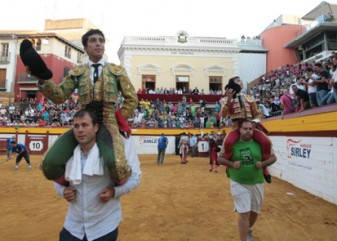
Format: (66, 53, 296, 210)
(20, 39, 53, 80)
(225, 82, 242, 99)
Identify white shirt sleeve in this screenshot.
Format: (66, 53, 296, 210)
(332, 70, 337, 83)
(54, 182, 67, 197)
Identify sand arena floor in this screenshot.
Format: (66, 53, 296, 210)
(0, 154, 336, 241)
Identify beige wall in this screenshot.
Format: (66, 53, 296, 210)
(44, 18, 97, 43)
(128, 55, 235, 92)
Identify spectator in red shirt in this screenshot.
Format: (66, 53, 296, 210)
(280, 89, 295, 114)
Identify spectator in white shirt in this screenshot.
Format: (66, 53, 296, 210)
(0, 107, 6, 116)
(133, 110, 143, 127)
(8, 104, 15, 121)
(189, 134, 198, 157)
(303, 68, 318, 107)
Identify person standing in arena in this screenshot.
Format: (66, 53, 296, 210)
(11, 141, 32, 170)
(157, 133, 168, 165)
(6, 136, 15, 160)
(208, 131, 220, 173)
(220, 76, 272, 183)
(178, 132, 189, 164)
(189, 134, 198, 157)
(218, 120, 276, 241)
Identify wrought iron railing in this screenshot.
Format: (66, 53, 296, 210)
(17, 73, 39, 83)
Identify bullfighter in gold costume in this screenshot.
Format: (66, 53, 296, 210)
(21, 29, 138, 185)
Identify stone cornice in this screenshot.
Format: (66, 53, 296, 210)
(204, 65, 227, 76)
(118, 35, 241, 58)
(121, 45, 240, 53)
(170, 64, 195, 76)
(137, 63, 161, 75)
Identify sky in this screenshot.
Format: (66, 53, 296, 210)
(0, 0, 335, 62)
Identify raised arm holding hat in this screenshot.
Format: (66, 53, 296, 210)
(20, 39, 53, 80)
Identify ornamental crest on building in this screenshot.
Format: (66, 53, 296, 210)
(177, 31, 188, 43)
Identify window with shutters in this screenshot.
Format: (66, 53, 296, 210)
(0, 68, 7, 89)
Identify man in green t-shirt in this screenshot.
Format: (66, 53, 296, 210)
(218, 120, 276, 241)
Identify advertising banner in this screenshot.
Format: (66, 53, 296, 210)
(132, 136, 176, 154)
(270, 136, 336, 204)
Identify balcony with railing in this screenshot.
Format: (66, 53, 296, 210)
(0, 52, 10, 64)
(17, 73, 39, 84)
(121, 35, 238, 48)
(295, 14, 337, 38)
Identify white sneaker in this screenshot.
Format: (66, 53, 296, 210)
(247, 229, 253, 241)
(13, 166, 18, 170)
(27, 166, 32, 170)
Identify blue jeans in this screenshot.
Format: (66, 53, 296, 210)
(308, 93, 318, 107)
(320, 91, 336, 105)
(7, 148, 12, 159)
(157, 148, 166, 164)
(316, 90, 329, 106)
(332, 88, 337, 103)
(59, 228, 118, 241)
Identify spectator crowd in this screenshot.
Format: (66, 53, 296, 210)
(0, 93, 80, 127)
(136, 86, 223, 95)
(251, 53, 337, 117)
(1, 55, 336, 128)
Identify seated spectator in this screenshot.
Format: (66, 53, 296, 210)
(38, 119, 45, 126)
(148, 88, 155, 94)
(257, 101, 270, 118)
(271, 96, 282, 114)
(179, 116, 186, 128)
(264, 101, 272, 114)
(146, 117, 157, 128)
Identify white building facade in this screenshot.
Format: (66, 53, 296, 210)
(118, 31, 267, 93)
(0, 35, 19, 92)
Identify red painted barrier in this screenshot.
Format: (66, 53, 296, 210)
(25, 130, 49, 155)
